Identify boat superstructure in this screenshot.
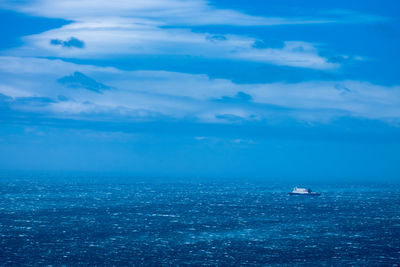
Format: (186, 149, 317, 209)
(289, 187, 321, 196)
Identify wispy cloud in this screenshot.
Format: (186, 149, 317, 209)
(6, 20, 336, 69)
(0, 56, 399, 124)
(0, 0, 384, 70)
(1, 0, 385, 26)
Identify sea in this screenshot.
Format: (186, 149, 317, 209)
(1, 174, 399, 266)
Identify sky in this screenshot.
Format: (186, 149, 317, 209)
(0, 0, 399, 182)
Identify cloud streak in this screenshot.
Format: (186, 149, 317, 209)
(1, 0, 385, 26)
(1, 0, 384, 70)
(0, 56, 399, 124)
(7, 21, 336, 69)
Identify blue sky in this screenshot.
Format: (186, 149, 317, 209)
(0, 0, 399, 181)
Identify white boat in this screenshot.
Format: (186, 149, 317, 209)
(289, 187, 320, 196)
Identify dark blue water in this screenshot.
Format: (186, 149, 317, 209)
(1, 179, 399, 266)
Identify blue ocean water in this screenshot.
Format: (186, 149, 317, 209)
(0, 177, 399, 266)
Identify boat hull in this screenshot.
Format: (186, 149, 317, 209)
(288, 192, 321, 196)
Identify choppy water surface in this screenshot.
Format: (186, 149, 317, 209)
(1, 180, 399, 266)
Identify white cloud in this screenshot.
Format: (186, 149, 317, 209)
(5, 20, 335, 69)
(0, 56, 399, 124)
(1, 0, 382, 69)
(1, 0, 383, 26)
